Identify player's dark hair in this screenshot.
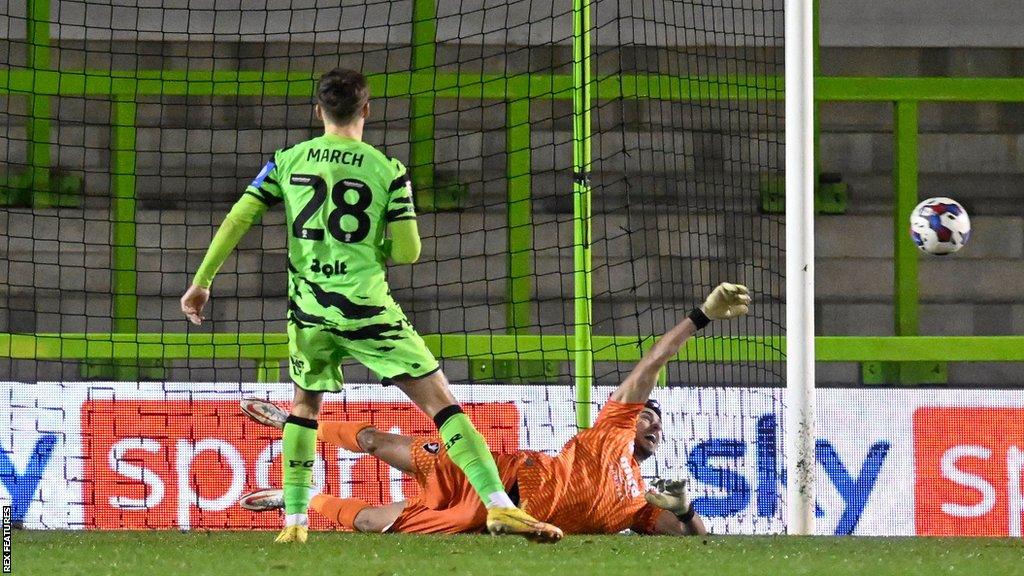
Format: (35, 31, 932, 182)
(316, 68, 369, 125)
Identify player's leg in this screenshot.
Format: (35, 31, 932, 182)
(240, 399, 420, 475)
(390, 372, 513, 506)
(277, 322, 344, 543)
(397, 374, 560, 541)
(309, 494, 406, 533)
(317, 419, 418, 474)
(383, 498, 487, 535)
(241, 489, 407, 533)
(278, 384, 322, 543)
(355, 427, 417, 474)
(394, 368, 564, 541)
(340, 313, 562, 542)
(326, 313, 513, 507)
(308, 494, 482, 535)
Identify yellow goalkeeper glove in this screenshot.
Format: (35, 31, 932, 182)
(645, 478, 694, 520)
(701, 282, 751, 320)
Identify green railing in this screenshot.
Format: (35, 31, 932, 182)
(4, 0, 1024, 391)
(817, 76, 1024, 338)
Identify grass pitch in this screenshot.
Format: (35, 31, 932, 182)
(15, 531, 1024, 576)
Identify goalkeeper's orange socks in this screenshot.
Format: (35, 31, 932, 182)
(310, 494, 369, 530)
(281, 415, 318, 526)
(317, 420, 372, 452)
(433, 405, 515, 509)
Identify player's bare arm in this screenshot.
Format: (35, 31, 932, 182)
(611, 283, 751, 404)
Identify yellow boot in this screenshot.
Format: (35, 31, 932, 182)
(274, 525, 309, 543)
(486, 507, 562, 543)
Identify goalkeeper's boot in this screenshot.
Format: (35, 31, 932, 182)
(486, 507, 563, 543)
(239, 488, 284, 512)
(241, 398, 288, 430)
(274, 524, 308, 544)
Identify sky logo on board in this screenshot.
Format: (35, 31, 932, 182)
(0, 434, 58, 526)
(686, 414, 890, 535)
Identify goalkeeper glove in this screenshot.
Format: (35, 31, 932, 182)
(701, 282, 751, 320)
(645, 478, 695, 522)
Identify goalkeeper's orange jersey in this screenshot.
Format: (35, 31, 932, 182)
(516, 401, 661, 534)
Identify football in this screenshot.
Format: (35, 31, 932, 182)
(909, 197, 971, 255)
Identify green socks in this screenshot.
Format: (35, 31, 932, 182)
(282, 415, 318, 520)
(435, 406, 511, 508)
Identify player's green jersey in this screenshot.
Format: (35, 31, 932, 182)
(244, 133, 415, 326)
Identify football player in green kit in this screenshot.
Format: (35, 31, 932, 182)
(181, 68, 562, 544)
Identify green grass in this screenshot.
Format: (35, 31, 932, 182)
(13, 531, 1024, 576)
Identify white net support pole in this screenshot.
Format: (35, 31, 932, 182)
(785, 0, 817, 535)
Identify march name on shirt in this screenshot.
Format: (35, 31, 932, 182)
(307, 148, 365, 166)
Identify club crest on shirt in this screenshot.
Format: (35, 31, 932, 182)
(422, 441, 440, 454)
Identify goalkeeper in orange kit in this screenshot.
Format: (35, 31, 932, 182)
(240, 283, 749, 536)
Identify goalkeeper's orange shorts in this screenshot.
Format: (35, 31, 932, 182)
(386, 437, 524, 534)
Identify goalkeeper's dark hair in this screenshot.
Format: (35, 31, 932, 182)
(316, 68, 369, 125)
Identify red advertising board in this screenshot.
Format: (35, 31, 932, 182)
(81, 400, 519, 530)
(914, 407, 1024, 536)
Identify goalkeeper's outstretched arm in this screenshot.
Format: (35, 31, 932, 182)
(610, 283, 750, 404)
(180, 194, 268, 325)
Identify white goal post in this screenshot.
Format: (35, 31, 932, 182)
(785, 0, 817, 535)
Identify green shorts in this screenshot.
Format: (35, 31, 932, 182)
(287, 306, 440, 393)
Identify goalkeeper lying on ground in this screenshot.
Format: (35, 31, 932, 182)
(240, 283, 749, 536)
